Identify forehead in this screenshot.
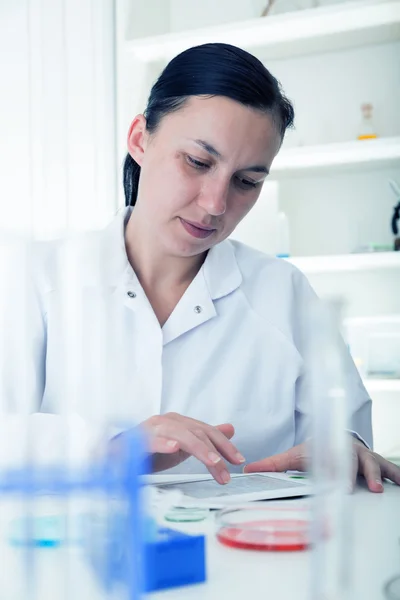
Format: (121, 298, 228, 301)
(156, 95, 281, 166)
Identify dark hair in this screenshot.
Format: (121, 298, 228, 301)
(124, 43, 294, 207)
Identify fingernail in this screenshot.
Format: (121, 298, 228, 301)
(166, 440, 178, 448)
(221, 470, 230, 484)
(375, 479, 383, 489)
(235, 452, 246, 463)
(208, 452, 221, 464)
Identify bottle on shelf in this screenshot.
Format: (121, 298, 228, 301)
(357, 103, 378, 141)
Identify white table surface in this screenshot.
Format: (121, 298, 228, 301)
(149, 479, 400, 600)
(1, 478, 399, 599)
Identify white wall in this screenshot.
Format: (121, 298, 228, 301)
(372, 394, 400, 457)
(0, 0, 117, 238)
(268, 41, 400, 257)
(128, 0, 362, 37)
(269, 42, 400, 147)
(279, 167, 399, 257)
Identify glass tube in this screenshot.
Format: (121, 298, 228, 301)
(308, 298, 354, 600)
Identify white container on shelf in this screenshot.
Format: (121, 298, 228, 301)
(231, 181, 279, 255)
(343, 316, 400, 379)
(276, 211, 290, 258)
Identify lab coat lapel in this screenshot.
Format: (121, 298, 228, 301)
(162, 269, 216, 345)
(162, 240, 242, 345)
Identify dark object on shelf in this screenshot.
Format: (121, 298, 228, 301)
(391, 202, 400, 251)
(390, 180, 400, 251)
(261, 0, 276, 16)
(384, 573, 400, 599)
(260, 0, 319, 16)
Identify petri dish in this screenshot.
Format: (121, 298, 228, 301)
(216, 505, 311, 552)
(164, 508, 209, 523)
(384, 575, 400, 600)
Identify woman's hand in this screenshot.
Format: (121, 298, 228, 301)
(244, 438, 400, 492)
(142, 412, 245, 485)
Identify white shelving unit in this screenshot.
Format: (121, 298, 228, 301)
(271, 137, 400, 178)
(344, 315, 400, 325)
(287, 252, 400, 274)
(117, 0, 400, 160)
(125, 0, 400, 63)
(365, 379, 400, 393)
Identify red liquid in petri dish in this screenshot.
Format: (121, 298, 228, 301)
(217, 519, 309, 552)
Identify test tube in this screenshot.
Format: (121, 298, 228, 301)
(1, 226, 144, 600)
(307, 298, 354, 600)
(55, 232, 120, 600)
(55, 231, 139, 600)
(0, 233, 37, 600)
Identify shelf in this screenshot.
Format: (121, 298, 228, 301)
(125, 0, 400, 63)
(270, 137, 400, 177)
(344, 315, 400, 325)
(364, 378, 400, 392)
(286, 252, 400, 274)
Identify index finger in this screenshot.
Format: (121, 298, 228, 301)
(171, 415, 243, 465)
(206, 426, 245, 465)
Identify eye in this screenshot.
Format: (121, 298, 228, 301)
(186, 155, 210, 170)
(235, 176, 258, 190)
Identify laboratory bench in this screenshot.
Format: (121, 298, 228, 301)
(150, 482, 400, 600)
(1, 481, 399, 599)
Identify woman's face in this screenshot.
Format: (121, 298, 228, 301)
(127, 95, 282, 258)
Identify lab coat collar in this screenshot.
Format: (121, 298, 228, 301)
(162, 241, 243, 345)
(203, 238, 242, 301)
(103, 208, 242, 344)
(102, 206, 131, 286)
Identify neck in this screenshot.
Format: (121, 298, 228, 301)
(124, 212, 206, 294)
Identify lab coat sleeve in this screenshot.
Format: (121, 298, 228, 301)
(0, 240, 47, 413)
(292, 269, 373, 449)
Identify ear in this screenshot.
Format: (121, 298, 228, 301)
(127, 114, 148, 167)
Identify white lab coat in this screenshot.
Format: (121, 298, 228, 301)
(0, 208, 372, 473)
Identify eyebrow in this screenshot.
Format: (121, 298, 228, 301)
(193, 139, 269, 176)
(245, 165, 269, 175)
(194, 139, 221, 159)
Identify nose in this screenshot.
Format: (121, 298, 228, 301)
(197, 179, 228, 217)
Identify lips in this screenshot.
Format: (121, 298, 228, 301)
(179, 218, 216, 239)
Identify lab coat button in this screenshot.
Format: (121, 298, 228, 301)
(127, 291, 136, 298)
(194, 305, 202, 314)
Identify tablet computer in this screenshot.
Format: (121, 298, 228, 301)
(151, 473, 312, 509)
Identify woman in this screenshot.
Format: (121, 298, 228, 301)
(4, 43, 399, 490)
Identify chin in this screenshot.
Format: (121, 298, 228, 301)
(169, 236, 215, 258)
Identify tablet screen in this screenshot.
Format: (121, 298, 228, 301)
(157, 474, 304, 499)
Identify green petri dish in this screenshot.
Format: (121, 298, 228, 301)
(164, 508, 209, 523)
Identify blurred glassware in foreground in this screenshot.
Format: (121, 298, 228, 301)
(0, 231, 146, 599)
(307, 297, 354, 600)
